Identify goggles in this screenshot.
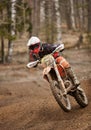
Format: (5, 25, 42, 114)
(29, 43, 40, 50)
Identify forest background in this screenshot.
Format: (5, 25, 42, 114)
(0, 0, 91, 63)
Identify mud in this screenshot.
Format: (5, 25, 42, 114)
(0, 48, 91, 130)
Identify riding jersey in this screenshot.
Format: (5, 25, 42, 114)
(29, 43, 63, 61)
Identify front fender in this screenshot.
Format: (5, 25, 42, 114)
(43, 66, 51, 75)
(43, 66, 52, 82)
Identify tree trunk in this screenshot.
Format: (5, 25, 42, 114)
(82, 0, 86, 31)
(70, 0, 76, 30)
(7, 0, 16, 62)
(50, 0, 56, 43)
(0, 7, 5, 63)
(54, 0, 62, 43)
(1, 36, 5, 63)
(87, 0, 91, 33)
(44, 0, 50, 42)
(31, 0, 40, 36)
(78, 0, 84, 31)
(64, 0, 72, 29)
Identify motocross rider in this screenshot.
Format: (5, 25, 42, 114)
(27, 36, 80, 89)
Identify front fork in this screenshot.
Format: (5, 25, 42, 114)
(53, 62, 67, 95)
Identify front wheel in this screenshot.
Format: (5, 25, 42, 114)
(73, 87, 88, 108)
(48, 75, 71, 112)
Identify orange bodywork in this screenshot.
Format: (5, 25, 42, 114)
(56, 56, 70, 78)
(56, 56, 70, 68)
(57, 64, 66, 77)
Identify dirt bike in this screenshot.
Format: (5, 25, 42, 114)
(27, 45, 88, 112)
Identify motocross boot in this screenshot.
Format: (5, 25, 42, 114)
(66, 67, 80, 88)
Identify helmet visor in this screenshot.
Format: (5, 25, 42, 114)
(29, 43, 40, 50)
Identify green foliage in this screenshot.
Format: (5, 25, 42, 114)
(26, 22, 32, 34)
(16, 0, 32, 34)
(0, 0, 32, 63)
(0, 0, 32, 39)
(0, 0, 11, 39)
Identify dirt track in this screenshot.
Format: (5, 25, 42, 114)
(0, 48, 91, 130)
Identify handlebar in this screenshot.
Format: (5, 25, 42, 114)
(26, 44, 64, 69)
(52, 44, 64, 54)
(26, 60, 39, 68)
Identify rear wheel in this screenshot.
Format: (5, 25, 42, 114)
(47, 74, 71, 112)
(73, 87, 88, 107)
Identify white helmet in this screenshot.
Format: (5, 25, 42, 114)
(27, 36, 41, 47)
